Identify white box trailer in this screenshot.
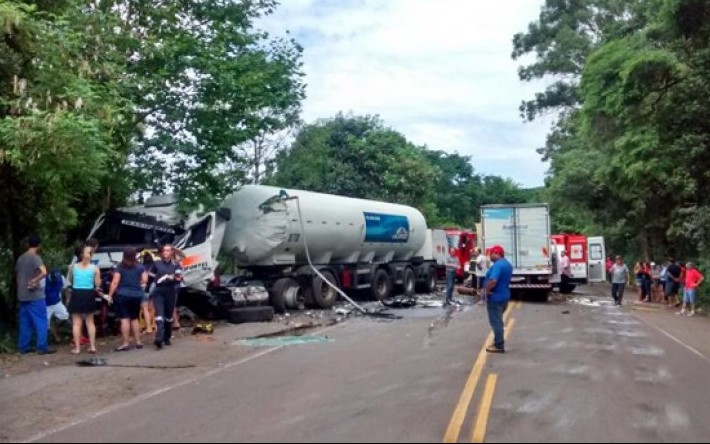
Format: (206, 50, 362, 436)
(481, 204, 556, 297)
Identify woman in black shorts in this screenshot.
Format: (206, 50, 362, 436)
(108, 247, 148, 351)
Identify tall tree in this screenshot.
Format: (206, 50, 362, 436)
(268, 114, 440, 220)
(102, 0, 306, 210)
(0, 1, 134, 318)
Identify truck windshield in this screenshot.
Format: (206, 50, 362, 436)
(93, 212, 183, 248)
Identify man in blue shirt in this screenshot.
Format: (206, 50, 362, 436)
(484, 245, 513, 353)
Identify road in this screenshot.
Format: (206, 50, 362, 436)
(15, 286, 710, 443)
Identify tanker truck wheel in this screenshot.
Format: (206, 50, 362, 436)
(270, 278, 296, 314)
(417, 266, 438, 294)
(312, 271, 339, 309)
(284, 283, 307, 311)
(370, 269, 393, 301)
(403, 267, 416, 297)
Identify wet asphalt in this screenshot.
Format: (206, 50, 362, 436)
(35, 286, 710, 443)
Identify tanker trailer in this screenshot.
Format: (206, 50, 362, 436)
(221, 185, 440, 312)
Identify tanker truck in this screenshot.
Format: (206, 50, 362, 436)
(83, 186, 448, 322)
(221, 185, 443, 313)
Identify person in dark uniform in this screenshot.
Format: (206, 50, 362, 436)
(148, 244, 182, 350)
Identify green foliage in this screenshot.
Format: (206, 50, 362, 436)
(269, 114, 531, 228)
(517, 0, 710, 277)
(111, 0, 306, 211)
(0, 0, 305, 334)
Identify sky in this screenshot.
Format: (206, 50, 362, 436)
(259, 0, 553, 188)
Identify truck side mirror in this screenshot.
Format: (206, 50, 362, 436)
(217, 207, 232, 221)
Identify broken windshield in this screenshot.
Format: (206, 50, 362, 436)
(92, 211, 185, 249)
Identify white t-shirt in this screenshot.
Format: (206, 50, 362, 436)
(561, 255, 571, 276)
(475, 254, 488, 277)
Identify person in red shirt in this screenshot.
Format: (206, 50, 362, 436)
(678, 262, 704, 317)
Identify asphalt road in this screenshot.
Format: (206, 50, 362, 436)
(29, 286, 710, 443)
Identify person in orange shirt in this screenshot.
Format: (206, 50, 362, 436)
(678, 262, 704, 317)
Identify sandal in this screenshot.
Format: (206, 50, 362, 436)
(71, 348, 81, 355)
(114, 345, 131, 352)
(135, 343, 144, 350)
(89, 349, 98, 354)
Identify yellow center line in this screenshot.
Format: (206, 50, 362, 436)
(443, 307, 515, 443)
(469, 318, 516, 443)
(471, 374, 499, 443)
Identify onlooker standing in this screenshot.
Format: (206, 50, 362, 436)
(16, 235, 55, 355)
(659, 260, 669, 304)
(678, 262, 704, 317)
(642, 262, 653, 303)
(149, 244, 183, 349)
(141, 251, 156, 334)
(444, 247, 459, 306)
(560, 251, 572, 290)
(610, 256, 629, 306)
(67, 244, 101, 354)
(475, 248, 489, 305)
(45, 269, 69, 344)
(108, 247, 148, 351)
(666, 258, 682, 307)
(634, 262, 645, 301)
(484, 245, 513, 354)
(606, 257, 614, 283)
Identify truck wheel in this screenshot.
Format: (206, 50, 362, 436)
(270, 278, 294, 314)
(425, 266, 438, 293)
(370, 269, 393, 301)
(312, 271, 339, 309)
(403, 267, 416, 297)
(284, 284, 307, 311)
(227, 306, 275, 324)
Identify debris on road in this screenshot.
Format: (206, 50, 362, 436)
(76, 357, 196, 370)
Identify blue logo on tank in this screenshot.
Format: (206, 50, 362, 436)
(364, 213, 410, 243)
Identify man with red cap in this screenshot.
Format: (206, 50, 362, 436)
(484, 245, 513, 353)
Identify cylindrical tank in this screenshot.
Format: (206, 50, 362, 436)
(222, 185, 429, 267)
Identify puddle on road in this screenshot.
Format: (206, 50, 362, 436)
(239, 336, 334, 347)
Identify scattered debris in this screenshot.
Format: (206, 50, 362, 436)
(192, 323, 214, 335)
(178, 307, 198, 327)
(76, 357, 196, 370)
(333, 308, 353, 317)
(381, 296, 417, 309)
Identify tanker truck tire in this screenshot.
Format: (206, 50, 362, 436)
(370, 269, 393, 301)
(403, 267, 416, 297)
(284, 284, 307, 311)
(312, 271, 339, 309)
(417, 266, 437, 294)
(270, 278, 294, 314)
(227, 306, 275, 324)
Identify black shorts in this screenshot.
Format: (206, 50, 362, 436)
(68, 289, 99, 315)
(116, 295, 142, 320)
(665, 282, 680, 297)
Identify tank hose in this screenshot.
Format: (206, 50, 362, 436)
(292, 196, 401, 320)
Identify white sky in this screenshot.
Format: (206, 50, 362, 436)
(259, 0, 554, 187)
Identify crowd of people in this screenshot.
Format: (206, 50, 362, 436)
(607, 256, 704, 316)
(15, 235, 184, 355)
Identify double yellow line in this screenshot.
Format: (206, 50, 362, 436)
(443, 301, 521, 443)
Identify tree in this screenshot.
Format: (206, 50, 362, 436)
(103, 0, 306, 211)
(268, 114, 440, 219)
(0, 1, 134, 319)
